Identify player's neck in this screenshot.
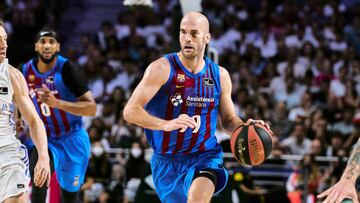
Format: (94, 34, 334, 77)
(178, 53, 205, 74)
(37, 57, 57, 73)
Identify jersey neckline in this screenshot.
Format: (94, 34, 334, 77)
(174, 53, 208, 78)
(31, 55, 60, 76)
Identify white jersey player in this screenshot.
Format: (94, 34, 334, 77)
(0, 20, 50, 203)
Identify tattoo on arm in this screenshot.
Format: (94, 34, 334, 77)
(345, 139, 360, 180)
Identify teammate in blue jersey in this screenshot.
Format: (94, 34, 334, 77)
(124, 12, 272, 203)
(18, 28, 97, 203)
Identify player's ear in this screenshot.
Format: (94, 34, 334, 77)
(34, 43, 38, 52)
(205, 33, 211, 44)
(57, 43, 60, 52)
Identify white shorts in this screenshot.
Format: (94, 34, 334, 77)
(0, 142, 30, 202)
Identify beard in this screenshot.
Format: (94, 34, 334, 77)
(38, 52, 57, 64)
(181, 45, 207, 60)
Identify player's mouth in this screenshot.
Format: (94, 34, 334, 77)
(43, 52, 52, 57)
(184, 46, 194, 51)
(0, 50, 6, 57)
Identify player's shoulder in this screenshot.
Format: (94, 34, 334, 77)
(8, 65, 23, 78)
(8, 65, 26, 89)
(145, 56, 171, 80)
(147, 56, 170, 72)
(218, 66, 230, 77)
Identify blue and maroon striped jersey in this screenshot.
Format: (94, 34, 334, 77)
(21, 55, 83, 137)
(145, 53, 222, 155)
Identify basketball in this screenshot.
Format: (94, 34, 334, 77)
(230, 121, 273, 166)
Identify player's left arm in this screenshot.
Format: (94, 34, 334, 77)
(38, 61, 96, 116)
(218, 66, 244, 133)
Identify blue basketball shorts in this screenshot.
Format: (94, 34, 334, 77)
(47, 128, 90, 192)
(150, 145, 228, 203)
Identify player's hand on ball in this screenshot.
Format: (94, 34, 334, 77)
(246, 119, 273, 136)
(164, 114, 197, 132)
(34, 154, 51, 187)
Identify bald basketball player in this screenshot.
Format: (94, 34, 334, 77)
(124, 12, 271, 203)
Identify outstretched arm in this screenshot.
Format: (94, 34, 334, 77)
(318, 136, 360, 203)
(10, 66, 51, 187)
(123, 57, 196, 131)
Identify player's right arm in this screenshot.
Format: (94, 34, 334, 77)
(9, 66, 51, 187)
(317, 136, 360, 203)
(123, 57, 197, 131)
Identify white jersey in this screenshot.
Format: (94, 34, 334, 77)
(0, 59, 29, 202)
(0, 59, 17, 147)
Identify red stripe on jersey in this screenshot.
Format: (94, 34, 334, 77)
(43, 72, 61, 136)
(199, 101, 214, 152)
(184, 74, 204, 154)
(172, 87, 189, 154)
(161, 79, 175, 154)
(161, 55, 179, 154)
(172, 59, 191, 154)
(26, 67, 51, 136)
(49, 107, 60, 136)
(184, 106, 202, 154)
(54, 94, 70, 132)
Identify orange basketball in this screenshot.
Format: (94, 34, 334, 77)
(230, 122, 273, 166)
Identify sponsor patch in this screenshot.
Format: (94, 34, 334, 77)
(0, 87, 8, 95)
(17, 184, 25, 189)
(204, 78, 214, 86)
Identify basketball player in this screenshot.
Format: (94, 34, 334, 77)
(124, 12, 271, 203)
(317, 137, 360, 202)
(0, 20, 51, 203)
(18, 27, 97, 203)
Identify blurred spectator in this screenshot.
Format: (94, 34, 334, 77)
(281, 121, 312, 155)
(124, 141, 146, 203)
(286, 155, 325, 203)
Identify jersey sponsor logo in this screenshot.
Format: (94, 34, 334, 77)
(17, 184, 25, 189)
(170, 93, 214, 108)
(170, 93, 183, 106)
(204, 78, 214, 86)
(175, 85, 185, 88)
(186, 95, 214, 107)
(177, 74, 185, 83)
(46, 76, 54, 84)
(0, 87, 8, 95)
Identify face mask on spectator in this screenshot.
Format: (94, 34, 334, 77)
(131, 147, 142, 158)
(92, 146, 104, 157)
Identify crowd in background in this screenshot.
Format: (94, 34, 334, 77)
(3, 0, 360, 202)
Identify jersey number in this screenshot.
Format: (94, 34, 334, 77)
(180, 115, 201, 133)
(40, 103, 51, 117)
